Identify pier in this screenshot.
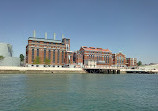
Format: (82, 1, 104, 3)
(84, 66, 121, 74)
(84, 66, 158, 74)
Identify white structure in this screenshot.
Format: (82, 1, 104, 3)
(0, 43, 20, 66)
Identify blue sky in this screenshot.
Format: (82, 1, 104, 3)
(0, 0, 158, 64)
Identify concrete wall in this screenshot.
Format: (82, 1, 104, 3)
(0, 57, 20, 66)
(0, 43, 20, 66)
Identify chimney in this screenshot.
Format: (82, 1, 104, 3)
(45, 32, 47, 39)
(54, 33, 56, 40)
(33, 30, 36, 38)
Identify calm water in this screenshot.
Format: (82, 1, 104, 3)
(0, 74, 158, 111)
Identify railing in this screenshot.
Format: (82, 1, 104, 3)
(83, 65, 126, 69)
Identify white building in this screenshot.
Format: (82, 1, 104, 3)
(0, 43, 20, 66)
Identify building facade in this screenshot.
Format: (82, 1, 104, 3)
(126, 58, 137, 68)
(26, 35, 73, 67)
(73, 51, 83, 67)
(112, 52, 126, 67)
(79, 46, 113, 67)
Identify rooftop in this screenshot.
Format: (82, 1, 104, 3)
(28, 37, 62, 43)
(81, 46, 111, 52)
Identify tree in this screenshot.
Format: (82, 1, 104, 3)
(44, 58, 51, 65)
(0, 56, 4, 60)
(137, 61, 142, 66)
(20, 54, 24, 62)
(33, 57, 41, 64)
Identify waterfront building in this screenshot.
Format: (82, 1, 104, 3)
(26, 32, 73, 67)
(73, 51, 83, 67)
(79, 46, 113, 67)
(126, 58, 137, 68)
(112, 52, 126, 67)
(0, 43, 20, 66)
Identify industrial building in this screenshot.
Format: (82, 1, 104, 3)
(25, 31, 137, 68)
(26, 32, 74, 67)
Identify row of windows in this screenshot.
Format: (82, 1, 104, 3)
(86, 51, 110, 54)
(117, 56, 124, 64)
(88, 55, 110, 63)
(31, 41, 62, 45)
(32, 49, 65, 63)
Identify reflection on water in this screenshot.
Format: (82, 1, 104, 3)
(0, 74, 158, 111)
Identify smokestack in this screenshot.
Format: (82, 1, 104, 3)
(45, 32, 47, 39)
(62, 34, 64, 39)
(33, 30, 36, 38)
(54, 33, 56, 40)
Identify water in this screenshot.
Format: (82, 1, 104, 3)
(0, 74, 158, 111)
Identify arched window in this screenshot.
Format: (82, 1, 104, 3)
(120, 56, 121, 63)
(106, 56, 107, 63)
(122, 58, 124, 64)
(117, 57, 119, 63)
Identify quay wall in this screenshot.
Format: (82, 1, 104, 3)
(0, 66, 87, 74)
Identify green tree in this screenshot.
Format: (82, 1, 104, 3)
(0, 56, 4, 60)
(137, 61, 142, 66)
(33, 57, 41, 64)
(20, 54, 24, 62)
(44, 58, 51, 65)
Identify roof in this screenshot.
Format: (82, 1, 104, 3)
(81, 46, 111, 52)
(28, 37, 62, 43)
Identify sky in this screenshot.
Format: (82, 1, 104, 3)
(0, 0, 158, 64)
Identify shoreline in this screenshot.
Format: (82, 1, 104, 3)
(0, 66, 87, 74)
(0, 66, 158, 74)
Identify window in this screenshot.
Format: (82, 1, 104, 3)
(57, 50, 60, 63)
(106, 56, 107, 63)
(62, 51, 64, 63)
(44, 48, 46, 60)
(108, 56, 109, 63)
(117, 57, 119, 63)
(49, 50, 51, 60)
(120, 56, 121, 64)
(37, 49, 39, 57)
(53, 50, 55, 63)
(32, 48, 34, 62)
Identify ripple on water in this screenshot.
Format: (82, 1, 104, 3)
(0, 74, 158, 111)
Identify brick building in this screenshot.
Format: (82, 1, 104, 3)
(26, 33, 73, 67)
(126, 58, 137, 68)
(112, 52, 126, 67)
(73, 51, 83, 67)
(79, 46, 113, 67)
